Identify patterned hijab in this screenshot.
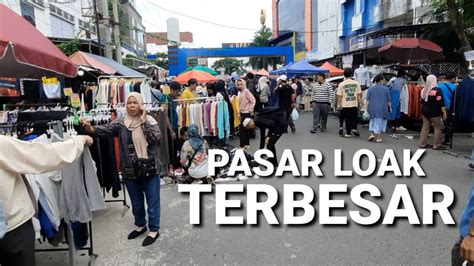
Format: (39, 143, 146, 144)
(187, 124, 205, 152)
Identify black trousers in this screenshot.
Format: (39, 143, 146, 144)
(267, 133, 282, 166)
(239, 113, 251, 147)
(259, 127, 266, 149)
(0, 219, 35, 266)
(341, 107, 358, 135)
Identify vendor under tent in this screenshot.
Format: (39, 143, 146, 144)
(320, 62, 343, 76)
(174, 70, 218, 84)
(0, 3, 77, 78)
(69, 51, 145, 77)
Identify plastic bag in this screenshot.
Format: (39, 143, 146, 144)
(362, 111, 370, 122)
(291, 108, 299, 121)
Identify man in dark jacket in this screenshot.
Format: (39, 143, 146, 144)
(246, 73, 261, 112)
(244, 106, 288, 165)
(275, 75, 296, 133)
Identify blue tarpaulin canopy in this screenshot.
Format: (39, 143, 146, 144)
(270, 60, 329, 77)
(270, 62, 294, 75)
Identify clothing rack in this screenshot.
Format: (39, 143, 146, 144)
(10, 117, 99, 265)
(97, 75, 146, 83)
(173, 96, 218, 102)
(35, 221, 97, 266)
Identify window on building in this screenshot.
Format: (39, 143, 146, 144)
(20, 1, 35, 26)
(50, 4, 75, 25)
(50, 14, 75, 38)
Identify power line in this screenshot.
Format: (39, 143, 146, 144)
(142, 0, 437, 35)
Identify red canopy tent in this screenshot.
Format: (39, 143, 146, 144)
(0, 4, 77, 78)
(69, 51, 116, 74)
(255, 68, 269, 76)
(320, 62, 343, 76)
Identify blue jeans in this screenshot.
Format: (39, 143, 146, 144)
(124, 176, 161, 232)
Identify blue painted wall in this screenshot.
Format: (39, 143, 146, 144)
(169, 46, 294, 76)
(339, 0, 384, 52)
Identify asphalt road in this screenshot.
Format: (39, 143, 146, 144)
(36, 112, 473, 265)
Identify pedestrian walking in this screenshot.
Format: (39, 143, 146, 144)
(257, 76, 271, 108)
(275, 75, 296, 133)
(237, 79, 256, 150)
(310, 73, 333, 133)
(365, 74, 392, 143)
(419, 74, 447, 150)
(336, 68, 362, 138)
(303, 78, 312, 112)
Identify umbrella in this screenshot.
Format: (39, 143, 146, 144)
(378, 38, 444, 64)
(182, 65, 219, 76)
(320, 62, 344, 76)
(174, 70, 218, 84)
(0, 4, 77, 78)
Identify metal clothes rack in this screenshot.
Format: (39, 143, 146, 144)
(35, 221, 97, 266)
(10, 116, 98, 265)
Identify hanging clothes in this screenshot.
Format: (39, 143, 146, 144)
(41, 77, 62, 99)
(408, 84, 424, 119)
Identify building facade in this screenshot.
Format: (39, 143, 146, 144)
(1, 0, 98, 41)
(146, 32, 194, 54)
(272, 0, 434, 64)
(120, 1, 146, 57)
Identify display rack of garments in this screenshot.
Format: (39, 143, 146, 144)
(96, 76, 146, 108)
(6, 115, 104, 265)
(407, 83, 424, 120)
(174, 97, 231, 140)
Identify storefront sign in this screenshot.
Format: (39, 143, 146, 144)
(63, 87, 73, 96)
(70, 93, 81, 108)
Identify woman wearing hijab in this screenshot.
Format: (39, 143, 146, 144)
(419, 74, 447, 150)
(81, 92, 162, 247)
(257, 76, 271, 108)
(180, 124, 214, 184)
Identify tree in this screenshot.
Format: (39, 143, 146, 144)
(154, 52, 168, 69)
(426, 0, 473, 53)
(57, 38, 80, 56)
(212, 58, 245, 75)
(247, 27, 281, 70)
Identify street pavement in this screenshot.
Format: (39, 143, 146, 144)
(35, 112, 473, 265)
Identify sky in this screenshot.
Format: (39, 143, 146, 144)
(136, 0, 273, 48)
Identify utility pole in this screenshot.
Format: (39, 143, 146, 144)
(98, 0, 113, 59)
(112, 0, 122, 63)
